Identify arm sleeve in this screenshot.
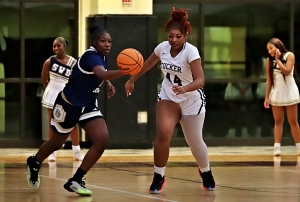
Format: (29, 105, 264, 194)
(187, 45, 201, 63)
(79, 53, 105, 71)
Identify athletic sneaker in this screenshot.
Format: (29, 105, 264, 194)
(274, 147, 281, 156)
(48, 151, 57, 162)
(26, 156, 41, 188)
(199, 169, 215, 191)
(73, 151, 84, 161)
(64, 177, 92, 196)
(149, 172, 166, 194)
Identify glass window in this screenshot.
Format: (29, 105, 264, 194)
(203, 4, 290, 138)
(294, 5, 300, 67)
(0, 2, 20, 78)
(25, 2, 75, 78)
(204, 4, 290, 79)
(24, 3, 76, 139)
(0, 83, 21, 139)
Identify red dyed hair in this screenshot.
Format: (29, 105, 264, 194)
(164, 7, 192, 36)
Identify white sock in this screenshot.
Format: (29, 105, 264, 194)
(296, 143, 300, 149)
(274, 143, 281, 148)
(199, 166, 210, 173)
(154, 165, 165, 177)
(72, 145, 81, 152)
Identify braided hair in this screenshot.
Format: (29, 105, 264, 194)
(164, 7, 192, 36)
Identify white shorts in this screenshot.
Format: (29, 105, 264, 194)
(157, 87, 206, 115)
(41, 82, 65, 109)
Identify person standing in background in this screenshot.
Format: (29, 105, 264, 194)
(264, 38, 300, 156)
(41, 37, 84, 161)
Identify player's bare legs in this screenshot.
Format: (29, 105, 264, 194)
(271, 106, 284, 155)
(150, 100, 181, 194)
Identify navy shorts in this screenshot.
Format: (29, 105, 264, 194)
(50, 92, 103, 134)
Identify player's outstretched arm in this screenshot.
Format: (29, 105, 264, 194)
(93, 65, 125, 81)
(125, 53, 159, 96)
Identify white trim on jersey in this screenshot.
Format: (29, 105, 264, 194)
(77, 46, 106, 75)
(79, 111, 103, 121)
(50, 119, 73, 134)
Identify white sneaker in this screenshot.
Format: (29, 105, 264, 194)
(48, 151, 57, 162)
(274, 147, 281, 156)
(73, 151, 84, 161)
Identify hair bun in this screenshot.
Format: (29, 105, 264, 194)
(88, 24, 104, 35)
(170, 7, 188, 21)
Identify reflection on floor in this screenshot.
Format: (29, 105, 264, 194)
(0, 146, 300, 202)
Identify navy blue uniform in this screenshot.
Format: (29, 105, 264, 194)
(50, 46, 107, 134)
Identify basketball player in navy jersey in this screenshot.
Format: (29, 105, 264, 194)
(26, 24, 126, 196)
(41, 37, 84, 162)
(125, 7, 215, 193)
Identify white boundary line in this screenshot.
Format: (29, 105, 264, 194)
(38, 174, 178, 202)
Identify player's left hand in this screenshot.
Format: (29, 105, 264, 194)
(171, 85, 186, 95)
(107, 83, 116, 98)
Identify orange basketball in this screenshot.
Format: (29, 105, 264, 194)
(117, 48, 144, 75)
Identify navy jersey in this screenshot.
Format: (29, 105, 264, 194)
(63, 46, 107, 107)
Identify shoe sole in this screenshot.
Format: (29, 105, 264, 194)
(26, 166, 40, 188)
(149, 180, 166, 194)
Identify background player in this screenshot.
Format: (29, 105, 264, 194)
(125, 7, 215, 193)
(26, 24, 126, 196)
(41, 37, 84, 161)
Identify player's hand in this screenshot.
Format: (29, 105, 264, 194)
(275, 48, 281, 60)
(171, 85, 186, 95)
(106, 83, 115, 98)
(125, 80, 134, 97)
(264, 98, 270, 108)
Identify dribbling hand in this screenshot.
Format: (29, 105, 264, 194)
(125, 80, 134, 97)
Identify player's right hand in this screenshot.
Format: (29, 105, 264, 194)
(264, 98, 270, 108)
(125, 80, 134, 97)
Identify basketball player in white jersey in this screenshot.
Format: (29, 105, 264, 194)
(41, 37, 84, 161)
(125, 7, 215, 193)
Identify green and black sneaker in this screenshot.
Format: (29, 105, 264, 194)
(26, 156, 41, 188)
(64, 177, 92, 196)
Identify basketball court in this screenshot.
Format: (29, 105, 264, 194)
(0, 146, 300, 202)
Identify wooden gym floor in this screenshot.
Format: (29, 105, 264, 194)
(0, 146, 300, 202)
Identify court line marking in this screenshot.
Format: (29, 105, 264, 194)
(37, 174, 178, 202)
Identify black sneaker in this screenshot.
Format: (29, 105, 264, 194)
(149, 173, 166, 194)
(64, 178, 92, 196)
(199, 169, 215, 191)
(26, 156, 41, 188)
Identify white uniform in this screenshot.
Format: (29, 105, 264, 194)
(42, 56, 76, 109)
(269, 52, 300, 106)
(154, 41, 205, 115)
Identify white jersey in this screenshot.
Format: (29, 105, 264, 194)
(154, 41, 204, 103)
